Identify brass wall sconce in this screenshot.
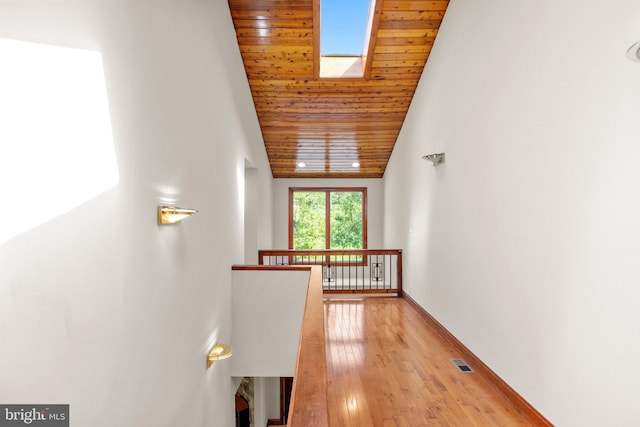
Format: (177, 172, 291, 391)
(422, 153, 445, 166)
(207, 343, 233, 369)
(157, 206, 198, 224)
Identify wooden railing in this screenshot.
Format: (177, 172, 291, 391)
(287, 266, 328, 427)
(258, 249, 403, 296)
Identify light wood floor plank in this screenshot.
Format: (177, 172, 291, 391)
(324, 298, 536, 426)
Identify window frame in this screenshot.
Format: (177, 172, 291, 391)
(288, 187, 368, 251)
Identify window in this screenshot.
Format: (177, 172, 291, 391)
(289, 188, 367, 251)
(320, 0, 370, 56)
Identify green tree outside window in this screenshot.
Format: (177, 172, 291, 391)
(291, 189, 366, 256)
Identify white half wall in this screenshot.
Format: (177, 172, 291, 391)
(384, 0, 640, 425)
(272, 178, 385, 249)
(231, 269, 310, 377)
(0, 1, 272, 427)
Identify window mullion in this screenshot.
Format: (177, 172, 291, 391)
(325, 191, 331, 250)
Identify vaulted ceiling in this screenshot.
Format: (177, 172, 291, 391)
(228, 0, 450, 178)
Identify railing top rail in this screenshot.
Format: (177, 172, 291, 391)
(287, 266, 329, 426)
(232, 265, 312, 272)
(259, 249, 402, 256)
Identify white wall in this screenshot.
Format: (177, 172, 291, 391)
(0, 1, 272, 427)
(252, 377, 269, 427)
(384, 0, 640, 425)
(244, 164, 260, 264)
(272, 178, 385, 249)
(231, 269, 309, 377)
(263, 377, 281, 421)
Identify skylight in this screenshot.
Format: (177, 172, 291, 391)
(320, 0, 371, 56)
(319, 0, 374, 78)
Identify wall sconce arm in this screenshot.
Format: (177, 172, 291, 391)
(157, 206, 198, 224)
(207, 343, 233, 369)
(422, 153, 445, 166)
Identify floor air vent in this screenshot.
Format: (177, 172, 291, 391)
(451, 359, 473, 373)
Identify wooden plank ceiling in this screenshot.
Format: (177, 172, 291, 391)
(228, 0, 450, 178)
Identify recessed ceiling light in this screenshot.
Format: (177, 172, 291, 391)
(297, 162, 306, 168)
(352, 162, 360, 168)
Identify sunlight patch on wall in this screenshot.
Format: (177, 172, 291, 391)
(0, 39, 119, 245)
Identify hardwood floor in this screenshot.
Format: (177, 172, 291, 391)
(324, 297, 538, 426)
